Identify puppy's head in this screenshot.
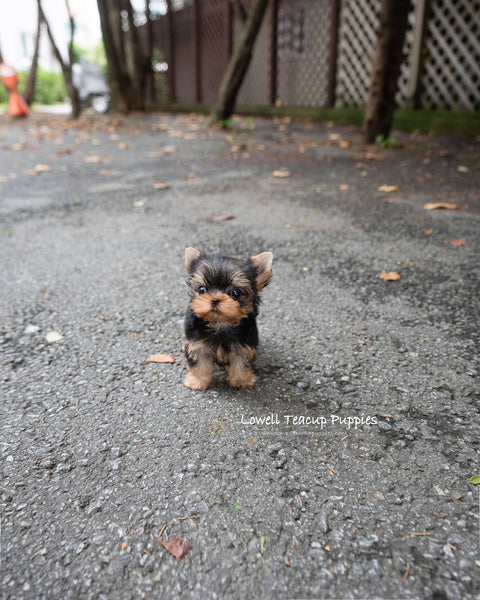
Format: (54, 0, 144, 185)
(185, 247, 273, 325)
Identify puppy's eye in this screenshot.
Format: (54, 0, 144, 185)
(230, 288, 241, 300)
(198, 286, 207, 294)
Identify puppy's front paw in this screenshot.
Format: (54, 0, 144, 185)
(184, 372, 211, 391)
(228, 370, 257, 390)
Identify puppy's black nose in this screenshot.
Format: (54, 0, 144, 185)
(211, 298, 220, 306)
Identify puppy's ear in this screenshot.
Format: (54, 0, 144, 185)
(185, 247, 202, 274)
(250, 252, 273, 290)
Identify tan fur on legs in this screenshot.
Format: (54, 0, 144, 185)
(184, 340, 214, 390)
(227, 345, 257, 389)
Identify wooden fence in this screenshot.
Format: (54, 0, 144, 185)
(144, 0, 480, 112)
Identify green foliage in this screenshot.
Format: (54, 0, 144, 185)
(375, 134, 397, 148)
(217, 118, 232, 129)
(88, 41, 107, 74)
(470, 475, 480, 485)
(0, 70, 66, 105)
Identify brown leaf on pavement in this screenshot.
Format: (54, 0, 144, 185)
(145, 353, 175, 363)
(449, 240, 466, 246)
(354, 152, 385, 161)
(378, 185, 400, 192)
(379, 271, 401, 281)
(272, 169, 291, 178)
(153, 182, 170, 190)
(423, 202, 466, 210)
(212, 214, 235, 222)
(158, 538, 192, 561)
(84, 156, 103, 163)
(26, 164, 52, 176)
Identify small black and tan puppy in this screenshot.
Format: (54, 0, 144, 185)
(183, 247, 273, 390)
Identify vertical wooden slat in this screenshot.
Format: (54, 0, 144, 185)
(193, 0, 201, 103)
(326, 0, 340, 108)
(227, 0, 233, 59)
(269, 0, 278, 105)
(166, 0, 176, 103)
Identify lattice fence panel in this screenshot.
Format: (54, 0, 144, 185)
(335, 0, 416, 108)
(276, 0, 333, 107)
(200, 0, 229, 104)
(420, 0, 480, 110)
(335, 0, 380, 107)
(172, 3, 196, 103)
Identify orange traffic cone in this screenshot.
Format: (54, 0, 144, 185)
(8, 89, 29, 117)
(0, 62, 29, 118)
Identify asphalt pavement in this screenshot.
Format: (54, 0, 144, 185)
(1, 111, 479, 599)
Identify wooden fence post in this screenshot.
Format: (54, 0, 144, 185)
(269, 0, 278, 106)
(193, 0, 201, 103)
(326, 0, 340, 108)
(166, 0, 176, 103)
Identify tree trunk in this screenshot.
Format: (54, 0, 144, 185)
(23, 8, 43, 106)
(124, 0, 148, 110)
(212, 0, 269, 123)
(363, 0, 412, 143)
(37, 0, 81, 119)
(97, 0, 136, 112)
(144, 0, 155, 102)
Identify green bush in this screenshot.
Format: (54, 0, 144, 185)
(0, 70, 67, 105)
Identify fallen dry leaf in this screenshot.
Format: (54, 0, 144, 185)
(284, 555, 291, 567)
(4, 142, 27, 151)
(55, 147, 72, 157)
(272, 169, 291, 178)
(121, 542, 128, 551)
(26, 164, 52, 176)
(449, 239, 466, 246)
(84, 155, 103, 164)
(145, 353, 175, 363)
(231, 144, 246, 152)
(378, 185, 400, 193)
(158, 538, 191, 561)
(212, 214, 235, 222)
(118, 142, 129, 150)
(380, 271, 401, 281)
(354, 152, 385, 161)
(339, 184, 349, 191)
(423, 202, 466, 210)
(153, 182, 170, 190)
(338, 140, 352, 148)
(424, 229, 434, 235)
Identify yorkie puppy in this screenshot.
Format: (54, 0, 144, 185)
(183, 247, 273, 390)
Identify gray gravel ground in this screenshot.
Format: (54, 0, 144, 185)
(1, 112, 479, 600)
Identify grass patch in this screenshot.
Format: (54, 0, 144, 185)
(151, 102, 480, 136)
